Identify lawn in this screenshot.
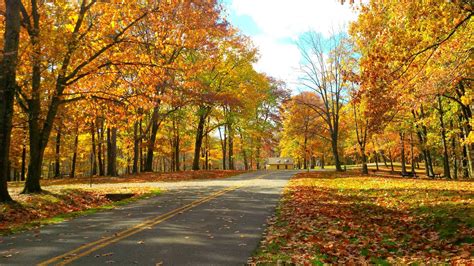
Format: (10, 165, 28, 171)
(251, 171, 474, 264)
(1, 170, 244, 235)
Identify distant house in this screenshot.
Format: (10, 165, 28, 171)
(266, 157, 294, 170)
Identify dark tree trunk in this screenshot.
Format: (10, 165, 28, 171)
(97, 121, 105, 176)
(145, 107, 160, 172)
(374, 151, 379, 171)
(413, 108, 434, 177)
(24, 123, 44, 193)
(107, 127, 118, 176)
(20, 142, 26, 181)
(192, 107, 209, 170)
(174, 121, 180, 171)
(381, 151, 388, 167)
(139, 118, 144, 172)
(133, 121, 139, 174)
(54, 126, 61, 178)
(361, 152, 368, 174)
(437, 96, 451, 179)
(218, 125, 227, 170)
(459, 115, 470, 178)
(331, 131, 342, 171)
(400, 132, 407, 175)
(90, 122, 97, 175)
(70, 126, 79, 178)
(321, 153, 325, 169)
(389, 151, 394, 173)
(228, 123, 234, 170)
(0, 0, 21, 202)
(410, 132, 416, 177)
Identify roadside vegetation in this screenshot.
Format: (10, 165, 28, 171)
(251, 171, 474, 264)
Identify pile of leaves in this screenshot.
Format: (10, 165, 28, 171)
(251, 171, 474, 264)
(40, 170, 246, 186)
(0, 189, 111, 235)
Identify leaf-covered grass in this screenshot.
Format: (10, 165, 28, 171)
(251, 171, 474, 264)
(0, 188, 161, 235)
(8, 170, 246, 187)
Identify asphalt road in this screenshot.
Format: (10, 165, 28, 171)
(0, 170, 298, 265)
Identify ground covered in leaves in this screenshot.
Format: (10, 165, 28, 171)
(251, 171, 474, 264)
(11, 170, 246, 186)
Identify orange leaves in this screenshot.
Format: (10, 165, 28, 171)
(251, 171, 474, 264)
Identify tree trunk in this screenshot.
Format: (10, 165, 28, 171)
(70, 126, 79, 178)
(381, 151, 388, 167)
(321, 153, 325, 169)
(23, 124, 44, 193)
(54, 125, 61, 178)
(374, 151, 379, 171)
(175, 132, 180, 171)
(410, 132, 415, 177)
(413, 108, 434, 177)
(331, 132, 342, 171)
(107, 127, 118, 176)
(400, 132, 407, 175)
(145, 107, 160, 172)
(97, 121, 105, 176)
(218, 125, 227, 170)
(90, 122, 97, 176)
(133, 121, 139, 174)
(361, 151, 368, 174)
(20, 142, 26, 181)
(228, 123, 234, 170)
(192, 107, 209, 170)
(437, 96, 451, 179)
(0, 0, 21, 202)
(389, 151, 394, 173)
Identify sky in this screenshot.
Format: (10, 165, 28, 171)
(222, 0, 361, 93)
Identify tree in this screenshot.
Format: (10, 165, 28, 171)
(0, 0, 21, 202)
(298, 32, 349, 171)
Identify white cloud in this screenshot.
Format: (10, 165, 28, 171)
(229, 0, 361, 93)
(231, 0, 358, 39)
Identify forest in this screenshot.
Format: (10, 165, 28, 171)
(0, 1, 472, 203)
(0, 0, 289, 202)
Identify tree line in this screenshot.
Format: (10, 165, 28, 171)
(0, 0, 289, 202)
(280, 0, 472, 178)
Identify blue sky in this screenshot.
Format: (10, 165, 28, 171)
(221, 0, 361, 92)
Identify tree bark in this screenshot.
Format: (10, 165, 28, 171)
(410, 132, 415, 177)
(54, 125, 61, 178)
(0, 0, 21, 202)
(361, 152, 368, 174)
(70, 125, 79, 178)
(97, 120, 105, 176)
(145, 106, 160, 172)
(20, 142, 26, 181)
(228, 122, 234, 170)
(107, 127, 118, 176)
(400, 132, 407, 175)
(437, 95, 451, 179)
(192, 107, 209, 170)
(90, 122, 97, 176)
(133, 121, 139, 174)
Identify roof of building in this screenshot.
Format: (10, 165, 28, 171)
(266, 157, 294, 165)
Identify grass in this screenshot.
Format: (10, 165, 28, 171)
(251, 170, 474, 264)
(0, 189, 161, 235)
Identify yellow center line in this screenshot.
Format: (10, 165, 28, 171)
(38, 173, 269, 266)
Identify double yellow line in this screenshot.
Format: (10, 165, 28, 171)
(39, 173, 268, 266)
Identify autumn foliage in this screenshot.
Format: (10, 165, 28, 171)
(251, 171, 473, 264)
